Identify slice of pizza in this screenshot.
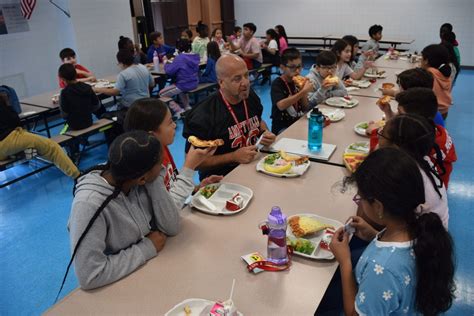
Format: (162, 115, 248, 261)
(188, 136, 224, 148)
(289, 216, 334, 238)
(343, 153, 367, 173)
(292, 75, 307, 89)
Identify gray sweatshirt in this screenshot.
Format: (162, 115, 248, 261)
(306, 66, 348, 107)
(167, 166, 196, 209)
(68, 169, 180, 290)
(355, 38, 380, 70)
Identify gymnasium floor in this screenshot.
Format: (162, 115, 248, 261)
(1, 69, 473, 315)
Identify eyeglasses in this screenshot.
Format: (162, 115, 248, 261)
(353, 193, 373, 205)
(285, 64, 303, 70)
(353, 193, 363, 205)
(376, 127, 391, 141)
(319, 65, 337, 70)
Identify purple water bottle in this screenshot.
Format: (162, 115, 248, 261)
(267, 206, 288, 265)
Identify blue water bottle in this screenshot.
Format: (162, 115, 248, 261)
(266, 206, 288, 265)
(308, 107, 324, 152)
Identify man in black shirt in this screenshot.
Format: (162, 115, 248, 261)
(183, 54, 276, 180)
(59, 64, 104, 130)
(0, 94, 79, 178)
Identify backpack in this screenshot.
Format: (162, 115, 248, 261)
(0, 85, 21, 114)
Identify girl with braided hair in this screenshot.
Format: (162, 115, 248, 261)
(58, 131, 180, 296)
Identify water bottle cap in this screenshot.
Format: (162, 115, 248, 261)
(310, 107, 322, 116)
(268, 206, 286, 225)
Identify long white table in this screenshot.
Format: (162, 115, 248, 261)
(46, 160, 356, 315)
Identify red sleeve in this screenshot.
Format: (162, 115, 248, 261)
(58, 76, 66, 88)
(75, 64, 90, 79)
(369, 129, 379, 153)
(431, 126, 457, 188)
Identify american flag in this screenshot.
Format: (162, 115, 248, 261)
(20, 0, 36, 20)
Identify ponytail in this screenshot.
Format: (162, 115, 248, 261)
(409, 212, 455, 315)
(422, 44, 452, 78)
(55, 184, 122, 302)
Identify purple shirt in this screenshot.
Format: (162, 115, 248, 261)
(164, 53, 200, 91)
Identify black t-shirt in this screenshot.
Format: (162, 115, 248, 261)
(183, 89, 263, 180)
(0, 102, 21, 141)
(270, 77, 304, 134)
(60, 82, 99, 130)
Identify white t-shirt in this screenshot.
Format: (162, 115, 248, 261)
(268, 39, 278, 50)
(418, 159, 449, 229)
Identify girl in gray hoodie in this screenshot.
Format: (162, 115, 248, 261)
(60, 131, 180, 295)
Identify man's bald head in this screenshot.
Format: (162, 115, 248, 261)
(216, 54, 247, 80)
(216, 54, 250, 103)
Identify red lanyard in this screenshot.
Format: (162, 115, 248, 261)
(280, 76, 301, 112)
(219, 90, 250, 143)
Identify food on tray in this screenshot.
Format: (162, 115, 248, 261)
(225, 193, 244, 211)
(289, 216, 334, 237)
(382, 83, 395, 89)
(343, 153, 367, 173)
(200, 185, 218, 199)
(280, 150, 309, 165)
(319, 228, 336, 251)
(292, 75, 307, 89)
(323, 75, 339, 85)
(376, 95, 392, 106)
(263, 151, 309, 174)
(287, 237, 315, 255)
(183, 305, 191, 316)
(357, 122, 369, 130)
(187, 136, 224, 148)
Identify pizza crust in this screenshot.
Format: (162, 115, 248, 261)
(187, 136, 224, 148)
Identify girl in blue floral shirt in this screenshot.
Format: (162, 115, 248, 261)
(330, 147, 455, 315)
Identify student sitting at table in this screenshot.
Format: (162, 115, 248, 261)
(228, 22, 263, 70)
(124, 98, 222, 208)
(270, 48, 312, 134)
(180, 29, 193, 41)
(93, 49, 155, 110)
(331, 39, 373, 80)
(378, 67, 445, 126)
(58, 64, 105, 159)
(229, 26, 242, 46)
(199, 41, 221, 84)
(354, 24, 383, 70)
(440, 23, 460, 66)
(306, 50, 347, 107)
(147, 31, 175, 63)
(65, 131, 180, 291)
(0, 94, 80, 179)
(342, 35, 360, 69)
(183, 54, 276, 181)
(211, 27, 226, 52)
(274, 25, 289, 54)
(58, 48, 96, 88)
(421, 44, 453, 120)
(329, 147, 455, 316)
(440, 32, 460, 85)
(59, 64, 104, 130)
(260, 28, 281, 85)
(376, 114, 450, 229)
(373, 88, 456, 188)
(159, 39, 200, 119)
(192, 21, 210, 61)
(118, 36, 147, 64)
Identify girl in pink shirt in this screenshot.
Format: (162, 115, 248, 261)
(275, 25, 289, 54)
